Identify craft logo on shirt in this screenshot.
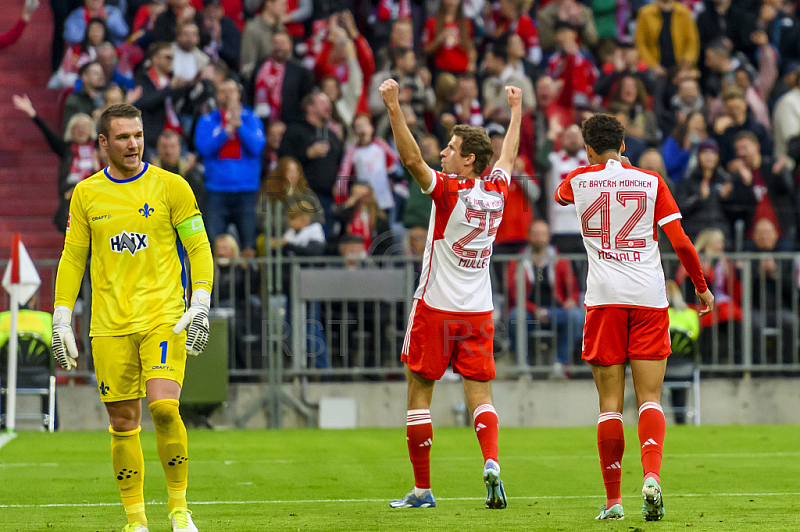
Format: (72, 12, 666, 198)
(110, 231, 149, 256)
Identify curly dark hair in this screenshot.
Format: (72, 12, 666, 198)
(581, 114, 626, 156)
(451, 124, 493, 176)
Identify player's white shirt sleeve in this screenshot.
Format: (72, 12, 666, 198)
(422, 168, 437, 195)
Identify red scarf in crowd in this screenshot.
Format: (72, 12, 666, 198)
(255, 59, 285, 120)
(148, 67, 182, 134)
(376, 0, 411, 21)
(218, 109, 242, 160)
(347, 208, 373, 250)
(67, 143, 98, 184)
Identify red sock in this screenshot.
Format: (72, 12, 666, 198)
(638, 401, 665, 485)
(406, 409, 432, 489)
(473, 404, 499, 464)
(597, 412, 625, 507)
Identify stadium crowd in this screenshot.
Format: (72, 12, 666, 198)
(8, 0, 800, 374)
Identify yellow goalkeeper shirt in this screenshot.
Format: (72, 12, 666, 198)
(57, 163, 213, 336)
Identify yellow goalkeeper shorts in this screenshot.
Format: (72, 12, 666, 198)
(92, 324, 187, 402)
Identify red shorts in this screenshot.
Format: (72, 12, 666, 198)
(401, 299, 496, 381)
(582, 306, 671, 366)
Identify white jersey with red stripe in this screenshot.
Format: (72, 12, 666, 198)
(556, 159, 681, 309)
(415, 167, 510, 313)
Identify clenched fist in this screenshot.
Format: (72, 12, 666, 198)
(380, 79, 400, 110)
(505, 86, 522, 110)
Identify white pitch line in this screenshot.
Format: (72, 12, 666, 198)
(0, 462, 57, 468)
(0, 432, 17, 451)
(2, 492, 800, 509)
(3, 451, 796, 468)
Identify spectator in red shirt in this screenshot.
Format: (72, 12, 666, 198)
(0, 0, 38, 50)
(315, 11, 375, 117)
(190, 0, 244, 31)
(130, 0, 167, 43)
(520, 75, 572, 172)
(489, 0, 541, 65)
(545, 20, 599, 110)
(422, 0, 476, 75)
(595, 36, 658, 106)
(730, 131, 799, 248)
(247, 30, 315, 126)
(48, 17, 108, 90)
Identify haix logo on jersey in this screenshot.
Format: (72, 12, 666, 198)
(110, 231, 149, 256)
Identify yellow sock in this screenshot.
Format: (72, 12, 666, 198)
(149, 398, 189, 512)
(109, 426, 147, 527)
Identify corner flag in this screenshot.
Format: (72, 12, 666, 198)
(2, 234, 41, 304)
(2, 235, 42, 433)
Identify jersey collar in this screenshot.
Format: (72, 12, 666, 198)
(104, 162, 149, 183)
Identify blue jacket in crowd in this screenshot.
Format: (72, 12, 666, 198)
(195, 107, 266, 193)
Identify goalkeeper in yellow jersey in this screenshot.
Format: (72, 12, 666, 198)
(51, 104, 213, 532)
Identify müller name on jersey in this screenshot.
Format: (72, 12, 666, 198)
(598, 250, 642, 262)
(580, 179, 652, 189)
(458, 257, 490, 269)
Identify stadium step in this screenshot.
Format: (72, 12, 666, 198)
(0, 1, 68, 265)
(0, 150, 60, 172)
(0, 197, 57, 216)
(0, 184, 58, 202)
(0, 217, 57, 235)
(0, 168, 61, 186)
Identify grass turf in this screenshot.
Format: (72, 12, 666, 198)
(1, 425, 799, 531)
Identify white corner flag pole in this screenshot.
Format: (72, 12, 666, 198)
(2, 235, 41, 433)
(6, 286, 18, 433)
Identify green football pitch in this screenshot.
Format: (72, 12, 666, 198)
(1, 425, 799, 531)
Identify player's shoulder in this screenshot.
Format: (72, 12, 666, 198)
(432, 168, 456, 180)
(147, 163, 193, 193)
(622, 163, 658, 177)
(484, 166, 510, 187)
(146, 163, 183, 183)
(565, 163, 605, 181)
(71, 168, 110, 195)
(621, 163, 666, 185)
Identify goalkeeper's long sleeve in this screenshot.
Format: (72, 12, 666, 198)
(182, 232, 214, 295)
(54, 241, 89, 311)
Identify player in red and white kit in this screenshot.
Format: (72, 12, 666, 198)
(380, 78, 522, 510)
(556, 114, 714, 521)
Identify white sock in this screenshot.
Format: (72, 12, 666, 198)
(414, 486, 432, 498)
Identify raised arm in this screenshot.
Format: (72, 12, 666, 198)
(380, 79, 433, 191)
(493, 86, 522, 176)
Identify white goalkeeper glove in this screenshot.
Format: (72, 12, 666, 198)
(173, 288, 210, 356)
(52, 306, 79, 370)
